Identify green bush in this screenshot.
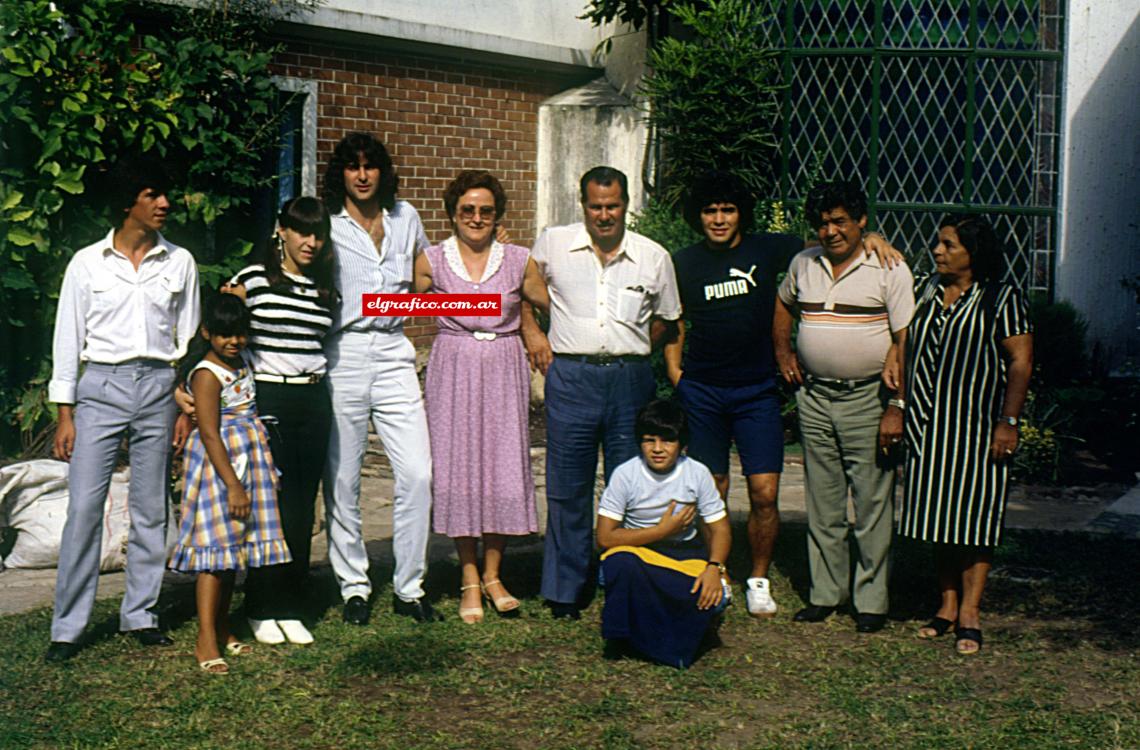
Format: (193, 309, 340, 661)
(639, 0, 784, 207)
(0, 0, 315, 452)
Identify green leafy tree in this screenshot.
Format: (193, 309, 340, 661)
(638, 0, 784, 207)
(0, 0, 316, 451)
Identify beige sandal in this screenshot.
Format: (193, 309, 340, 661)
(225, 641, 253, 656)
(198, 657, 229, 674)
(459, 583, 484, 624)
(481, 579, 520, 615)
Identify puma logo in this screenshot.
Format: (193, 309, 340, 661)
(729, 265, 757, 287)
(704, 265, 758, 301)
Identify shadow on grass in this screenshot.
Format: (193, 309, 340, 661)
(140, 517, 1139, 659)
(332, 628, 468, 678)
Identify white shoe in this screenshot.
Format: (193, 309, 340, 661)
(745, 577, 778, 618)
(277, 619, 314, 645)
(248, 618, 285, 644)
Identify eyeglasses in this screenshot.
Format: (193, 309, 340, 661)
(459, 205, 496, 220)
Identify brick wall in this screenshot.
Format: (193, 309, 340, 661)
(272, 40, 575, 347)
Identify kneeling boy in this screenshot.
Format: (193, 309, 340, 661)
(596, 400, 731, 668)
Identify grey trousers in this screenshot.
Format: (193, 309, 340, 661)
(51, 362, 176, 642)
(796, 379, 895, 615)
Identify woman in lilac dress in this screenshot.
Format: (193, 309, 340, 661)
(414, 170, 549, 623)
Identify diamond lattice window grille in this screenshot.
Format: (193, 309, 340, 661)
(877, 57, 968, 204)
(877, 209, 1045, 291)
(876, 209, 942, 272)
(768, 1, 1062, 295)
(972, 58, 1038, 205)
(881, 0, 972, 48)
(785, 56, 874, 200)
(793, 0, 876, 48)
(977, 0, 1041, 50)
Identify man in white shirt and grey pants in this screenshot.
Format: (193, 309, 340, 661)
(46, 158, 200, 662)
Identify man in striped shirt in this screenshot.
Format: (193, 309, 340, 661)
(773, 180, 914, 634)
(320, 133, 440, 624)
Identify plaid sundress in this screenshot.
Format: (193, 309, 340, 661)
(169, 356, 291, 572)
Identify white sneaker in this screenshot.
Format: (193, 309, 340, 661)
(277, 619, 314, 645)
(248, 618, 285, 644)
(745, 577, 778, 618)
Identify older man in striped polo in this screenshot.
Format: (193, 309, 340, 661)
(772, 180, 914, 634)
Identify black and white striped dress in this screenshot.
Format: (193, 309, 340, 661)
(898, 275, 1032, 546)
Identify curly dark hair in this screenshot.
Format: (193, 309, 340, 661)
(104, 156, 173, 224)
(682, 170, 757, 235)
(442, 170, 508, 224)
(804, 180, 868, 229)
(939, 214, 1005, 283)
(265, 197, 338, 306)
(321, 133, 398, 211)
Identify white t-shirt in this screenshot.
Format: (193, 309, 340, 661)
(597, 455, 726, 543)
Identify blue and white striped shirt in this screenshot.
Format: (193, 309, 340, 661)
(328, 201, 429, 334)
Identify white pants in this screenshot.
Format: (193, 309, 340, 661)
(323, 329, 432, 603)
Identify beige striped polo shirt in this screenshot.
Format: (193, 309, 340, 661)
(777, 247, 915, 380)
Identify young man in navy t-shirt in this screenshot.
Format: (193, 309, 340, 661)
(664, 171, 800, 617)
(665, 171, 901, 618)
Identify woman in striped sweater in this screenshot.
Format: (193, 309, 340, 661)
(226, 197, 337, 645)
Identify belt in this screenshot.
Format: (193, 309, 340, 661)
(436, 330, 519, 341)
(253, 373, 324, 385)
(804, 374, 880, 391)
(87, 358, 173, 369)
(555, 353, 649, 366)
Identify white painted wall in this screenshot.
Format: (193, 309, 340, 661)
(1057, 2, 1140, 370)
(305, 0, 610, 68)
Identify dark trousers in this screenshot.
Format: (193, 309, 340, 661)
(244, 380, 332, 620)
(540, 357, 655, 604)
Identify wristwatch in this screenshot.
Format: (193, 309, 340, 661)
(707, 561, 727, 575)
(1000, 415, 1020, 427)
(888, 398, 907, 411)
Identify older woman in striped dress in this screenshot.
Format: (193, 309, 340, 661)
(892, 215, 1033, 655)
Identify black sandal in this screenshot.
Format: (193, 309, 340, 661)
(916, 616, 955, 639)
(954, 626, 983, 655)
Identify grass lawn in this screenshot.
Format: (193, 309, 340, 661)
(1, 523, 1137, 749)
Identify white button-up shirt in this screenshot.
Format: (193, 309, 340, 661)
(328, 201, 429, 334)
(531, 223, 681, 356)
(49, 229, 200, 404)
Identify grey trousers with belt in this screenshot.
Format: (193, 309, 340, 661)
(51, 362, 176, 643)
(796, 378, 895, 616)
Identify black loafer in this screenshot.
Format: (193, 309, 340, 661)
(793, 605, 836, 623)
(392, 595, 444, 623)
(44, 641, 81, 663)
(547, 601, 581, 620)
(342, 596, 371, 625)
(127, 628, 174, 647)
(855, 613, 888, 633)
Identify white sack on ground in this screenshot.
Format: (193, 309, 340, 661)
(0, 459, 131, 572)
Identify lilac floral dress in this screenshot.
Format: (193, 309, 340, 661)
(424, 238, 537, 538)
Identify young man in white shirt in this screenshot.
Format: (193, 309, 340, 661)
(46, 158, 200, 662)
(319, 133, 440, 624)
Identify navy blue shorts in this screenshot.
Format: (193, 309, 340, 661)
(675, 378, 784, 476)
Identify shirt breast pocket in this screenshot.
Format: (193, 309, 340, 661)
(89, 274, 125, 313)
(392, 248, 414, 287)
(144, 275, 182, 312)
(615, 286, 647, 323)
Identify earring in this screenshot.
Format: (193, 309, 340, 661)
(277, 235, 286, 265)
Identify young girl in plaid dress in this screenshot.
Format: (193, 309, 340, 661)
(170, 294, 290, 674)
